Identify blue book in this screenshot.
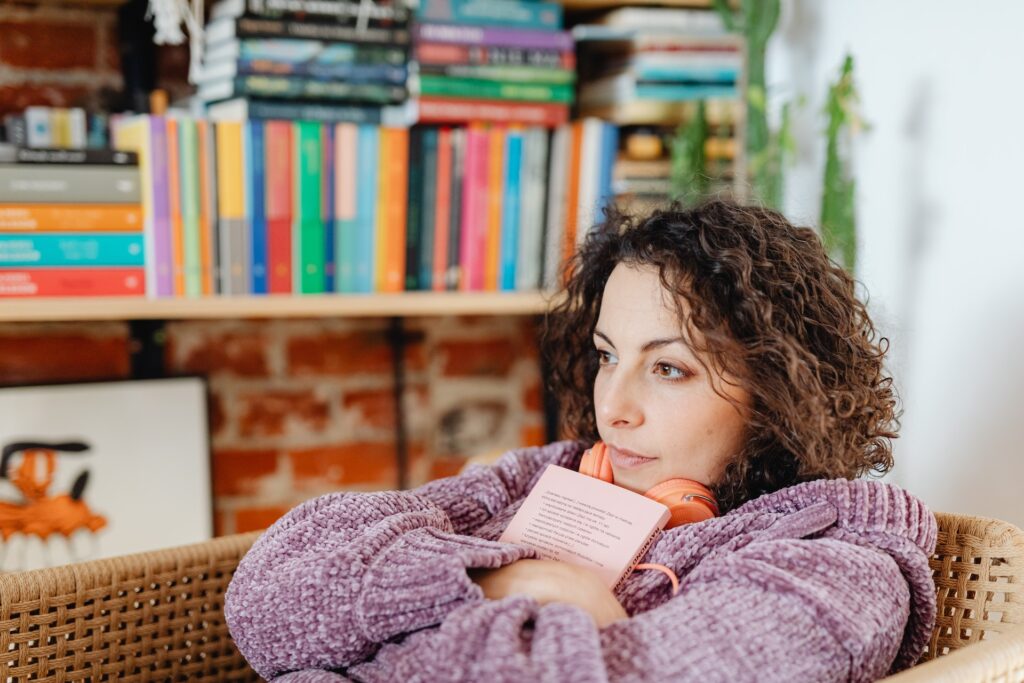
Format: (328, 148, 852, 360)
(597, 123, 618, 215)
(635, 66, 739, 84)
(245, 120, 268, 294)
(635, 84, 738, 101)
(0, 234, 144, 266)
(322, 123, 336, 292)
(419, 128, 439, 290)
(354, 124, 379, 293)
(499, 130, 522, 291)
(417, 0, 562, 31)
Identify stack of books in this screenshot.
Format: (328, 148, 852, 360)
(0, 144, 144, 297)
(3, 106, 108, 150)
(412, 0, 574, 127)
(198, 0, 411, 123)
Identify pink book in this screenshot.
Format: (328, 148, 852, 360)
(459, 126, 489, 291)
(499, 464, 670, 592)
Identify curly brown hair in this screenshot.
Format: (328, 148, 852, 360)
(541, 199, 899, 513)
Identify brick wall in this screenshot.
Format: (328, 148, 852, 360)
(0, 316, 547, 534)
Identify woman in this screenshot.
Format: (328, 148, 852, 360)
(225, 200, 937, 682)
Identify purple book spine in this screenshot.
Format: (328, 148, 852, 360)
(415, 23, 573, 51)
(149, 116, 174, 297)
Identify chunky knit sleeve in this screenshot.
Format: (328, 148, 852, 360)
(224, 442, 581, 680)
(338, 535, 916, 683)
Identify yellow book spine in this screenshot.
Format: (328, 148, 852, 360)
(485, 126, 504, 291)
(374, 128, 391, 292)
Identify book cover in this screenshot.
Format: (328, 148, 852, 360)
(177, 117, 204, 297)
(0, 267, 146, 297)
(245, 120, 269, 294)
(0, 165, 140, 204)
(333, 122, 358, 293)
(0, 234, 144, 267)
(414, 23, 573, 51)
(24, 107, 53, 149)
(484, 126, 505, 291)
(354, 124, 378, 293)
(498, 464, 670, 591)
(418, 127, 439, 291)
(294, 120, 325, 294)
(264, 120, 294, 294)
(416, 97, 569, 128)
(0, 204, 142, 232)
(499, 128, 522, 291)
(431, 127, 452, 292)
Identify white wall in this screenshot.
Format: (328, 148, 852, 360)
(767, 1, 1024, 526)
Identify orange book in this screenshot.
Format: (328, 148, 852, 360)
(384, 127, 409, 292)
(432, 127, 453, 292)
(499, 464, 670, 592)
(373, 129, 391, 292)
(562, 121, 584, 280)
(484, 126, 505, 291)
(196, 120, 215, 295)
(166, 118, 186, 296)
(0, 204, 143, 232)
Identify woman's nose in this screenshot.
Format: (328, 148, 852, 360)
(598, 370, 644, 428)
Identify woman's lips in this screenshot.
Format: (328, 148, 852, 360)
(608, 445, 657, 469)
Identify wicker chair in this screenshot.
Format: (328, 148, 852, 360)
(1, 512, 1022, 682)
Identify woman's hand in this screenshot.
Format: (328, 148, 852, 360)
(468, 559, 629, 628)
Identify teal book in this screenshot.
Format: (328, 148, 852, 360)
(294, 120, 325, 294)
(353, 124, 378, 293)
(0, 234, 144, 266)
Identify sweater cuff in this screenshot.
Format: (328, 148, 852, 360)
(355, 527, 537, 643)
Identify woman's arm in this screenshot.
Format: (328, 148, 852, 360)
(340, 536, 918, 683)
(225, 442, 580, 679)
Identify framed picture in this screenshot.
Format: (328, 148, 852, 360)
(0, 377, 211, 572)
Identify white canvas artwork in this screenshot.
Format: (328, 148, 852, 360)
(0, 377, 211, 572)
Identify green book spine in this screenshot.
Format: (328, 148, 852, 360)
(404, 127, 423, 290)
(178, 118, 203, 297)
(421, 64, 576, 85)
(295, 120, 325, 294)
(417, 75, 574, 103)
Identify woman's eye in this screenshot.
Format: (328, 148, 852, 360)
(655, 363, 687, 380)
(596, 350, 615, 365)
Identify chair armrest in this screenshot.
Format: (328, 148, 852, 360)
(0, 531, 263, 682)
(881, 623, 1024, 682)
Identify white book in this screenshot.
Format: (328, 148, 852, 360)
(517, 128, 548, 291)
(575, 117, 604, 244)
(24, 107, 52, 148)
(542, 125, 570, 290)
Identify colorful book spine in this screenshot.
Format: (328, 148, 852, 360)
(196, 120, 218, 295)
(562, 121, 583, 269)
(178, 118, 203, 297)
(264, 120, 293, 294)
(245, 120, 268, 294)
(385, 127, 408, 292)
(353, 124, 378, 293)
(0, 234, 144, 266)
(322, 122, 336, 292)
(414, 24, 573, 51)
(373, 126, 391, 292)
(419, 63, 575, 85)
(334, 122, 358, 292)
(0, 166, 140, 203)
(500, 129, 522, 291)
(459, 126, 488, 291)
(484, 126, 505, 290)
(419, 127, 439, 290)
(0, 204, 143, 232)
(2, 147, 138, 165)
(418, 75, 573, 103)
(215, 120, 249, 295)
(404, 127, 424, 291)
(417, 97, 569, 127)
(149, 117, 174, 297)
(0, 267, 145, 297)
(417, 0, 562, 31)
(432, 127, 452, 292)
(205, 75, 407, 106)
(517, 128, 549, 291)
(446, 127, 465, 290)
(166, 119, 187, 296)
(414, 42, 574, 70)
(233, 16, 411, 45)
(542, 124, 569, 289)
(294, 120, 325, 294)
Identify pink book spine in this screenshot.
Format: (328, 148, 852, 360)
(460, 126, 489, 291)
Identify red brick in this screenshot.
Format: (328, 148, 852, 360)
(175, 332, 269, 377)
(438, 339, 516, 377)
(0, 21, 98, 70)
(213, 509, 228, 537)
(521, 424, 546, 447)
(342, 388, 396, 430)
(238, 389, 329, 437)
(208, 390, 226, 438)
(0, 84, 95, 118)
(288, 442, 397, 488)
(523, 381, 543, 412)
(235, 506, 290, 533)
(287, 331, 393, 376)
(211, 449, 278, 497)
(0, 334, 129, 384)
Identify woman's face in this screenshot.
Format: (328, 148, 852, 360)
(592, 263, 751, 496)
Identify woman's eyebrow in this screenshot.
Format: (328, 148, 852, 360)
(593, 329, 689, 353)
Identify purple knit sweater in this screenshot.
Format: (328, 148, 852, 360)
(225, 440, 938, 682)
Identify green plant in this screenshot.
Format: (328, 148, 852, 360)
(669, 101, 708, 205)
(820, 54, 866, 271)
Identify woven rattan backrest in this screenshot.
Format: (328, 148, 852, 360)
(923, 512, 1024, 662)
(0, 531, 262, 682)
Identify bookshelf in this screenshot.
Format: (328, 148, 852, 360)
(0, 291, 553, 322)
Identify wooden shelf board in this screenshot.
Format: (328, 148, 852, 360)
(0, 291, 556, 322)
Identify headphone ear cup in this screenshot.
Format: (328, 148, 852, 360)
(643, 480, 719, 529)
(579, 442, 615, 483)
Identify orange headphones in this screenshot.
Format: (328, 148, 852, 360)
(578, 441, 719, 529)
